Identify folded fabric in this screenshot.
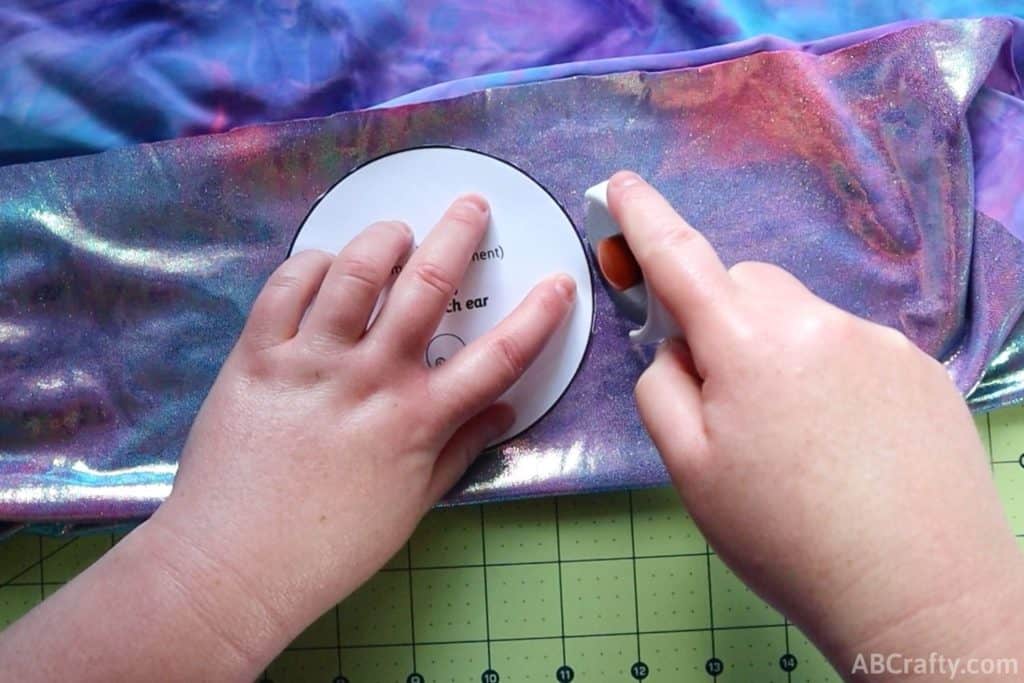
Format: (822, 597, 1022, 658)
(2, 1, 1022, 166)
(1, 18, 1023, 523)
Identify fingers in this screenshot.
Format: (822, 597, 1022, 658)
(372, 195, 491, 353)
(243, 250, 333, 349)
(606, 171, 734, 344)
(432, 274, 576, 424)
(429, 404, 516, 502)
(303, 220, 413, 344)
(635, 339, 708, 476)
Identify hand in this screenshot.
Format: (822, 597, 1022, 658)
(0, 195, 575, 682)
(608, 172, 1024, 676)
(144, 195, 575, 673)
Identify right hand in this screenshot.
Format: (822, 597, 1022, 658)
(608, 171, 1024, 676)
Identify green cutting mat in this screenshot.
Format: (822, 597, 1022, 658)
(3, 406, 1024, 682)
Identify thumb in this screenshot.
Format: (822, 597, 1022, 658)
(429, 404, 516, 502)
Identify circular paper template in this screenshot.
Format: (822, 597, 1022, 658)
(291, 147, 594, 443)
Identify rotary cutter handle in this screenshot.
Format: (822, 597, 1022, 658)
(585, 181, 681, 345)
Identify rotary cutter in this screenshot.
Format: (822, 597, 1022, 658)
(584, 181, 680, 345)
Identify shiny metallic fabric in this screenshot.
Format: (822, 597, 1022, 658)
(1, 19, 1022, 521)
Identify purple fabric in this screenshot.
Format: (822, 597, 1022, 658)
(379, 21, 941, 107)
(1, 18, 1023, 522)
(0, 0, 735, 165)
(2, 1, 1023, 166)
(972, 88, 1024, 240)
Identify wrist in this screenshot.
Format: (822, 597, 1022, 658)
(829, 556, 1024, 680)
(151, 488, 378, 634)
(128, 508, 298, 679)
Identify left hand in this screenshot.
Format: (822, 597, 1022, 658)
(146, 194, 576, 673)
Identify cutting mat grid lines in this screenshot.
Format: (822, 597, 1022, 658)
(3, 407, 1024, 682)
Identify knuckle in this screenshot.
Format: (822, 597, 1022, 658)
(269, 251, 330, 290)
(876, 324, 929, 363)
(798, 309, 836, 337)
(726, 317, 760, 347)
(490, 336, 528, 383)
(879, 323, 912, 348)
(413, 261, 456, 297)
(657, 222, 701, 251)
(827, 309, 860, 337)
(793, 308, 854, 350)
(636, 221, 699, 264)
(267, 270, 305, 293)
(370, 220, 412, 243)
(728, 261, 799, 291)
(304, 248, 334, 265)
(728, 260, 773, 280)
(336, 255, 382, 292)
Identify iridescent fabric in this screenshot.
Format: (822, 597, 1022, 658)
(1, 18, 1023, 522)
(2, 1, 1023, 166)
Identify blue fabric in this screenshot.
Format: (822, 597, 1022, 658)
(1, 1, 1022, 166)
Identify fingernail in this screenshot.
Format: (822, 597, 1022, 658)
(457, 194, 489, 215)
(610, 170, 643, 189)
(553, 274, 577, 302)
